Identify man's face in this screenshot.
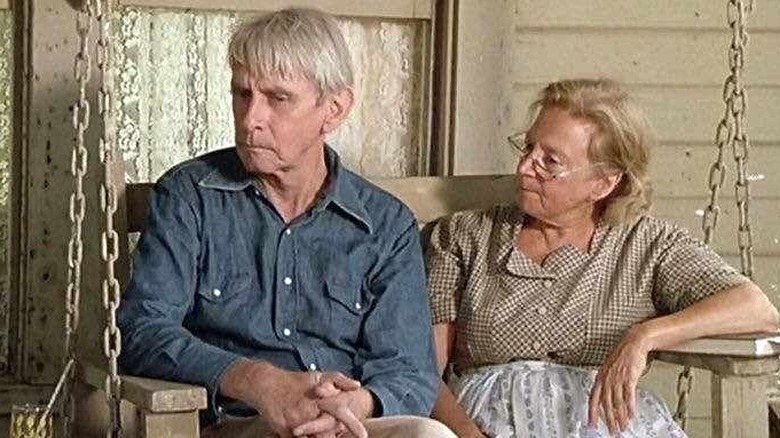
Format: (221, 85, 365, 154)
(231, 66, 332, 176)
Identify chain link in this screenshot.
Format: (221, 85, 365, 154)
(95, 0, 123, 436)
(675, 0, 755, 429)
(64, 1, 94, 435)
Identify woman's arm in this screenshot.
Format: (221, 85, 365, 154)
(589, 281, 779, 434)
(431, 323, 487, 438)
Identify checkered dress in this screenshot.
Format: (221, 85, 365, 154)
(425, 205, 747, 371)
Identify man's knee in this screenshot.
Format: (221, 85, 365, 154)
(365, 415, 457, 438)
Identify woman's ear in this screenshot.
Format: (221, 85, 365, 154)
(590, 172, 623, 202)
(321, 88, 354, 135)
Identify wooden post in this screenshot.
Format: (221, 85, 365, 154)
(711, 374, 771, 438)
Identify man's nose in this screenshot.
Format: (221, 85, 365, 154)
(241, 96, 270, 132)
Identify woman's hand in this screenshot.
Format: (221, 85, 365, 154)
(588, 326, 652, 435)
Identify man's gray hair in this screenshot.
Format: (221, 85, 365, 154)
(228, 8, 354, 96)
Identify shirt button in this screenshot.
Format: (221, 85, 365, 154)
(253, 188, 261, 196)
(282, 328, 291, 336)
(533, 341, 542, 350)
(537, 306, 548, 316)
(354, 302, 362, 310)
(285, 229, 292, 236)
(212, 289, 221, 297)
(308, 363, 317, 371)
(283, 277, 292, 285)
(543, 280, 553, 288)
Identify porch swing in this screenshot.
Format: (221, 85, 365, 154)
(36, 0, 779, 437)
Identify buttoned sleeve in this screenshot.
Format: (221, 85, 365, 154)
(357, 215, 439, 417)
(117, 177, 241, 418)
(652, 221, 748, 313)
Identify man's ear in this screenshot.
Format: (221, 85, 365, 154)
(321, 88, 354, 135)
(590, 172, 623, 202)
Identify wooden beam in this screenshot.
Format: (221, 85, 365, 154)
(711, 375, 771, 438)
(117, 0, 433, 19)
(80, 363, 206, 413)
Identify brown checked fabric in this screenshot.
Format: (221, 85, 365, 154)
(425, 205, 747, 371)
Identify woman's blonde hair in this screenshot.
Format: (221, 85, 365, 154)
(528, 78, 655, 224)
(228, 8, 353, 98)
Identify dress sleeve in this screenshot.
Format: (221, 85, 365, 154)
(652, 222, 748, 313)
(424, 213, 467, 325)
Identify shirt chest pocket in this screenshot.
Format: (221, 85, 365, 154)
(325, 272, 367, 315)
(195, 271, 254, 322)
(323, 271, 371, 338)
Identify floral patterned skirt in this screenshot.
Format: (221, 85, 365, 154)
(451, 360, 687, 438)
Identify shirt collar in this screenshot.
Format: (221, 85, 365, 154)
(197, 146, 373, 233)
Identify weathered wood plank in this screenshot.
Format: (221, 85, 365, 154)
(81, 363, 206, 413)
(712, 375, 772, 438)
(118, 0, 433, 19)
(508, 86, 780, 145)
(653, 352, 779, 377)
(514, 0, 780, 31)
(0, 0, 9, 9)
(650, 144, 780, 198)
(140, 411, 200, 438)
(511, 31, 780, 86)
(651, 197, 780, 256)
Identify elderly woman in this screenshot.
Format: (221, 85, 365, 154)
(425, 78, 779, 437)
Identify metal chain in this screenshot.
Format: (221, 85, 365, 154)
(64, 1, 94, 435)
(95, 0, 123, 436)
(674, 0, 755, 429)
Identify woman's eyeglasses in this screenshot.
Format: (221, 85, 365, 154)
(508, 132, 603, 181)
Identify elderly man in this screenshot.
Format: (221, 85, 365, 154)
(118, 8, 454, 438)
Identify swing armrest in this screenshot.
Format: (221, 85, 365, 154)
(653, 334, 780, 438)
(80, 362, 207, 413)
(654, 332, 780, 375)
(77, 362, 207, 437)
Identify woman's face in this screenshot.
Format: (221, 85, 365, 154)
(516, 105, 610, 225)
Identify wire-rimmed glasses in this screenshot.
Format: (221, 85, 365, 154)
(508, 132, 603, 181)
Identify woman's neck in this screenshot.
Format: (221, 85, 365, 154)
(516, 213, 599, 264)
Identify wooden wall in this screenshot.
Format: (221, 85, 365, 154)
(455, 1, 780, 436)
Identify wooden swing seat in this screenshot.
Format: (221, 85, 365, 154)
(76, 175, 780, 438)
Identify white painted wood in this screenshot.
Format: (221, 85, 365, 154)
(508, 86, 780, 144)
(118, 0, 433, 19)
(511, 31, 780, 87)
(712, 375, 772, 438)
(513, 0, 780, 31)
(451, 0, 514, 175)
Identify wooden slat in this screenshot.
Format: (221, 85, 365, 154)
(510, 31, 780, 86)
(376, 175, 517, 224)
(650, 144, 780, 198)
(128, 180, 780, 254)
(514, 0, 780, 31)
(509, 85, 780, 144)
(652, 197, 780, 256)
(659, 333, 780, 357)
(118, 0, 433, 19)
(81, 363, 207, 413)
(712, 375, 772, 437)
(653, 351, 779, 377)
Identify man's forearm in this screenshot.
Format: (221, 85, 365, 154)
(218, 358, 278, 403)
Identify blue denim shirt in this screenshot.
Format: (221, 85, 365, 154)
(117, 146, 438, 422)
